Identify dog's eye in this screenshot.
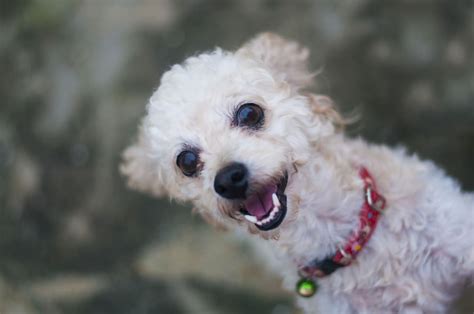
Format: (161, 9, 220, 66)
(177, 150, 199, 177)
(236, 103, 264, 128)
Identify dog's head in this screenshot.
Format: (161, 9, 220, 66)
(121, 33, 343, 237)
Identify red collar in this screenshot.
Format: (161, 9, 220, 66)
(299, 167, 387, 278)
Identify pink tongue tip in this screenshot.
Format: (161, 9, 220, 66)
(243, 184, 277, 220)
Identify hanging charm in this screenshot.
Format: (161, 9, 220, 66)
(296, 277, 318, 297)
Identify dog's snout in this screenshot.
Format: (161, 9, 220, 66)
(214, 162, 248, 199)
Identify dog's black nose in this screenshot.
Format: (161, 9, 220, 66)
(214, 162, 248, 199)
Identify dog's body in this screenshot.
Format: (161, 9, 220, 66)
(255, 136, 474, 313)
(121, 33, 474, 313)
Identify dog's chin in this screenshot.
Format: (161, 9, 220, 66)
(238, 172, 288, 231)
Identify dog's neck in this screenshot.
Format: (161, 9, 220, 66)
(278, 135, 373, 265)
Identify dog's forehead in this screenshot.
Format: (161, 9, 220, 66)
(156, 51, 270, 103)
(147, 51, 275, 140)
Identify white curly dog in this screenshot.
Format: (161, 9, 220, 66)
(121, 33, 474, 313)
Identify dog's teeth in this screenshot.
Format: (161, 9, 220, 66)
(244, 215, 258, 223)
(272, 193, 280, 207)
(252, 202, 282, 226)
(271, 205, 279, 215)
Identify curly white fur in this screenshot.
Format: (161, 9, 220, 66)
(121, 33, 474, 313)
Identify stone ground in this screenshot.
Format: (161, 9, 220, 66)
(0, 0, 473, 313)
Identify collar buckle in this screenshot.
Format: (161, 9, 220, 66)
(365, 185, 386, 213)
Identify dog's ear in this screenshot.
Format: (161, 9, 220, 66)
(120, 131, 165, 197)
(306, 93, 346, 133)
(237, 32, 313, 89)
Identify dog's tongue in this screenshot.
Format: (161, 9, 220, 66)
(244, 184, 277, 220)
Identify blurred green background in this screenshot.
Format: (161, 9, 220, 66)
(1, 0, 473, 313)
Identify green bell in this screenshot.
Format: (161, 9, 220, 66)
(296, 278, 318, 297)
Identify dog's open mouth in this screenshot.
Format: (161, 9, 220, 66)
(239, 173, 288, 231)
